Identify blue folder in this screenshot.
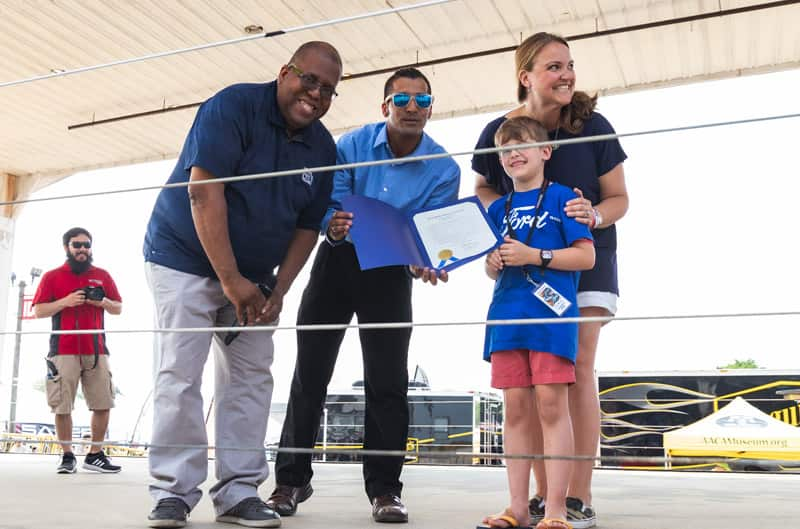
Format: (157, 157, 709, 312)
(342, 195, 503, 272)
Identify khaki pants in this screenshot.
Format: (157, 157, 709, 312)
(46, 354, 114, 414)
(145, 263, 275, 515)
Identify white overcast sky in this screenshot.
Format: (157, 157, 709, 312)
(2, 68, 799, 438)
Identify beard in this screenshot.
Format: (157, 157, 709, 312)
(66, 252, 93, 274)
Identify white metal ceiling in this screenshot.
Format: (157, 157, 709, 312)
(1, 0, 798, 197)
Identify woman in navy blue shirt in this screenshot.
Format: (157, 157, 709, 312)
(472, 32, 628, 529)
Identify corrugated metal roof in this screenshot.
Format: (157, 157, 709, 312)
(1, 0, 798, 196)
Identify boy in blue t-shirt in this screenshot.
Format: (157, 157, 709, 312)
(479, 117, 595, 529)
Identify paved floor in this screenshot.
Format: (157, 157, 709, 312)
(1, 454, 799, 528)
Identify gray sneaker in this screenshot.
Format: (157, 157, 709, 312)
(528, 495, 545, 525)
(56, 452, 77, 474)
(217, 497, 281, 527)
(148, 497, 190, 528)
(566, 496, 597, 529)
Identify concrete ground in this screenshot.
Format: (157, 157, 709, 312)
(1, 454, 799, 529)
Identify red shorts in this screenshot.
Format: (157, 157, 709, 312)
(490, 349, 576, 389)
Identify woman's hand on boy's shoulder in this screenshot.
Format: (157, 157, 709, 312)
(564, 187, 595, 226)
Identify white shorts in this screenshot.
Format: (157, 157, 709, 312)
(577, 291, 618, 315)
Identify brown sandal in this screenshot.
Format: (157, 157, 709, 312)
(477, 507, 533, 528)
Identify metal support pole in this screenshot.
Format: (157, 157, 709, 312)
(7, 280, 25, 433)
(322, 407, 328, 462)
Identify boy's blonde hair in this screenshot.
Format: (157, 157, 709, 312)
(494, 116, 549, 148)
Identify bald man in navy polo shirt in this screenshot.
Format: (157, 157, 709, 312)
(144, 41, 342, 528)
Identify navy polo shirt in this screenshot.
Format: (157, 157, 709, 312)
(472, 112, 627, 294)
(144, 81, 336, 283)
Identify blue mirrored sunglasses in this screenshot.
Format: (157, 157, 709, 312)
(385, 92, 433, 108)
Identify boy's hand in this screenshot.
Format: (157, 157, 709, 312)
(499, 236, 537, 267)
(486, 249, 503, 273)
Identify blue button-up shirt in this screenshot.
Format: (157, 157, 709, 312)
(322, 122, 460, 232)
(144, 81, 336, 283)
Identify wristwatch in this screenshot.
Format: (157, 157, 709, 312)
(540, 249, 553, 268)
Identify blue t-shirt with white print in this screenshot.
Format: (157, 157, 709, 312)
(483, 182, 593, 363)
(472, 112, 626, 295)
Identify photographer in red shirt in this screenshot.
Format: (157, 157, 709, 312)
(32, 227, 122, 474)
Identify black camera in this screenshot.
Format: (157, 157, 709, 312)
(82, 285, 106, 301)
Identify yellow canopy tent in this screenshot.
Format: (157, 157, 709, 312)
(663, 397, 800, 466)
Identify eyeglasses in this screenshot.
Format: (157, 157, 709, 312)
(384, 92, 434, 109)
(498, 144, 538, 158)
(70, 241, 91, 249)
(287, 64, 338, 100)
(498, 145, 522, 158)
(497, 136, 552, 158)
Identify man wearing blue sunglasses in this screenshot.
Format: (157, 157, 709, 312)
(268, 68, 460, 524)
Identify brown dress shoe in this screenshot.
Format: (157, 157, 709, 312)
(265, 483, 313, 516)
(371, 494, 408, 523)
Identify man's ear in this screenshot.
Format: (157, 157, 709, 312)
(381, 101, 390, 118)
(277, 64, 289, 84)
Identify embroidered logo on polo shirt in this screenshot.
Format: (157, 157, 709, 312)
(301, 169, 313, 186)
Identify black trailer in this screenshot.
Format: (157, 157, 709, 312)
(311, 387, 503, 465)
(598, 369, 800, 469)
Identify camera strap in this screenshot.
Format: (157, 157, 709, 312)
(92, 336, 99, 369)
(77, 300, 100, 370)
(46, 358, 59, 377)
(91, 300, 106, 369)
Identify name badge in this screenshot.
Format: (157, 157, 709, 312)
(532, 282, 571, 316)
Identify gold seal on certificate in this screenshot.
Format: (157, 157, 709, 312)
(436, 248, 458, 268)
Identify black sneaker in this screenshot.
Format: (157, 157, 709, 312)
(216, 497, 281, 527)
(56, 452, 77, 474)
(83, 449, 122, 473)
(148, 497, 190, 528)
(566, 496, 597, 529)
(528, 494, 545, 525)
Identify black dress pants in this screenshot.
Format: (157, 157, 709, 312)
(275, 241, 412, 500)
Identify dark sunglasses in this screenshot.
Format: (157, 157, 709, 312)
(384, 92, 433, 109)
(287, 64, 338, 100)
(70, 241, 91, 249)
